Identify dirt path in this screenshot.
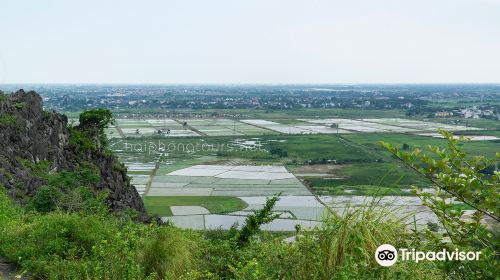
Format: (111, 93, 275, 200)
(143, 162, 159, 196)
(241, 121, 285, 135)
(173, 119, 207, 136)
(115, 126, 126, 138)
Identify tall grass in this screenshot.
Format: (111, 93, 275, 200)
(315, 201, 413, 279)
(230, 198, 441, 280)
(139, 227, 200, 279)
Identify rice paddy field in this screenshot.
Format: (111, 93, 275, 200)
(106, 116, 498, 231)
(107, 117, 492, 138)
(177, 118, 278, 136)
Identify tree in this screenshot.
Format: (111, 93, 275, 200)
(79, 108, 114, 132)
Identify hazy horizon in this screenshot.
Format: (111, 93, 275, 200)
(1, 0, 500, 84)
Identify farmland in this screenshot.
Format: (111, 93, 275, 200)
(104, 113, 498, 231)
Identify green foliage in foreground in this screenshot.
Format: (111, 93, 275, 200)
(234, 194, 280, 247)
(144, 196, 248, 216)
(382, 130, 500, 279)
(1, 186, 444, 280)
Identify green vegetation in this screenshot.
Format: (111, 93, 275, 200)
(68, 126, 99, 152)
(0, 113, 17, 126)
(17, 158, 102, 209)
(268, 135, 381, 164)
(144, 196, 248, 216)
(448, 203, 475, 213)
(382, 131, 499, 278)
(344, 133, 499, 157)
(235, 194, 280, 247)
(29, 185, 62, 213)
(68, 108, 115, 155)
(306, 162, 431, 195)
(201, 108, 407, 119)
(14, 102, 25, 109)
(0, 188, 195, 279)
(0, 184, 440, 279)
(79, 108, 114, 131)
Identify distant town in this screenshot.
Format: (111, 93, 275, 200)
(1, 84, 498, 123)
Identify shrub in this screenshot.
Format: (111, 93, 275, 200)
(0, 206, 150, 279)
(29, 185, 61, 213)
(68, 127, 97, 152)
(269, 147, 288, 157)
(236, 194, 280, 247)
(0, 113, 17, 126)
(14, 102, 25, 110)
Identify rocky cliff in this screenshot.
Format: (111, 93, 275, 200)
(0, 90, 148, 220)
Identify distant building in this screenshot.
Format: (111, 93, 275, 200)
(435, 111, 452, 117)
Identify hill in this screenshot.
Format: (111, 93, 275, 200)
(0, 90, 147, 220)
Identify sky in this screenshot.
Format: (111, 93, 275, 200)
(0, 0, 499, 84)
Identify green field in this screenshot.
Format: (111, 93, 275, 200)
(199, 108, 407, 119)
(265, 134, 381, 164)
(144, 196, 248, 216)
(304, 162, 432, 196)
(286, 133, 497, 195)
(343, 133, 499, 157)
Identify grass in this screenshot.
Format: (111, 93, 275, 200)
(344, 132, 499, 157)
(456, 130, 500, 137)
(308, 184, 412, 196)
(238, 201, 438, 279)
(268, 134, 381, 164)
(199, 108, 407, 119)
(144, 196, 248, 216)
(305, 162, 432, 195)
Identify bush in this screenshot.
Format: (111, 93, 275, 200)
(269, 147, 288, 157)
(68, 127, 97, 152)
(29, 185, 61, 213)
(0, 207, 149, 279)
(0, 113, 17, 126)
(14, 102, 25, 109)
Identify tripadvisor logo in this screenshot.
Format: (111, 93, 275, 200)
(375, 244, 397, 266)
(375, 244, 481, 266)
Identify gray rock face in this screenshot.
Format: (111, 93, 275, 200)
(0, 90, 148, 220)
